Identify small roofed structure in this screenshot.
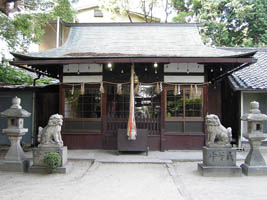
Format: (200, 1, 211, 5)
(229, 49, 267, 91)
(221, 48, 267, 148)
(10, 23, 257, 150)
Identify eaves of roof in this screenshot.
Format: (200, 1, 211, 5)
(11, 23, 256, 62)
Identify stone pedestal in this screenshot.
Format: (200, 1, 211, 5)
(29, 146, 68, 173)
(241, 134, 267, 176)
(0, 130, 30, 172)
(0, 160, 30, 172)
(198, 147, 241, 177)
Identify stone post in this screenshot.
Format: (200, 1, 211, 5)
(0, 97, 31, 172)
(241, 101, 267, 175)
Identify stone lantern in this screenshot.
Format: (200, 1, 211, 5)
(0, 96, 31, 172)
(241, 101, 267, 175)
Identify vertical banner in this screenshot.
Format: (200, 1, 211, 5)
(127, 64, 137, 140)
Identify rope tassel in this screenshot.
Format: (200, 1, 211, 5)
(178, 84, 181, 95)
(173, 85, 178, 96)
(80, 83, 85, 95)
(155, 82, 160, 94)
(195, 84, 198, 97)
(117, 83, 122, 95)
(135, 83, 140, 95)
(100, 82, 104, 94)
(71, 84, 74, 95)
(190, 84, 194, 98)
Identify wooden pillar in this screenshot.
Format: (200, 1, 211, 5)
(101, 83, 107, 148)
(59, 85, 64, 116)
(203, 85, 209, 145)
(59, 65, 64, 116)
(160, 84, 166, 151)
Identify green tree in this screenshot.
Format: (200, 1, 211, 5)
(172, 0, 267, 47)
(0, 0, 76, 85)
(0, 0, 76, 53)
(99, 0, 160, 23)
(246, 0, 267, 46)
(0, 59, 52, 85)
(171, 0, 201, 23)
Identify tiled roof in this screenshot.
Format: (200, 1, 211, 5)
(228, 48, 267, 90)
(13, 23, 255, 59)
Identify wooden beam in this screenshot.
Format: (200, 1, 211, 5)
(11, 57, 255, 66)
(15, 64, 51, 77)
(211, 62, 251, 83)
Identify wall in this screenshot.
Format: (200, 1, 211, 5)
(221, 80, 241, 145)
(208, 84, 222, 118)
(0, 91, 33, 146)
(76, 8, 157, 23)
(39, 23, 70, 51)
(39, 7, 159, 51)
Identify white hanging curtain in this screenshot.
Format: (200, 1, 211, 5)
(127, 64, 137, 140)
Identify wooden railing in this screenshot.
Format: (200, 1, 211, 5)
(106, 114, 161, 136)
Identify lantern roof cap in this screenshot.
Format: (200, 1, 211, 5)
(241, 101, 267, 121)
(0, 97, 31, 118)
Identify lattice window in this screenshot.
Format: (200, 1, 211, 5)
(167, 87, 203, 118)
(64, 86, 101, 119)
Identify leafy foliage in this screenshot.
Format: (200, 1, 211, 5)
(0, 59, 52, 85)
(99, 0, 160, 23)
(44, 152, 62, 172)
(172, 0, 267, 47)
(0, 0, 76, 85)
(0, 0, 76, 53)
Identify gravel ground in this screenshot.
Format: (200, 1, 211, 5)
(0, 161, 181, 200)
(172, 160, 267, 200)
(0, 151, 267, 200)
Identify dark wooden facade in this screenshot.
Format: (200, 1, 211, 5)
(59, 63, 219, 150)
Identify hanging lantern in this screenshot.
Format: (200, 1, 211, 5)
(160, 82, 163, 93)
(107, 63, 112, 71)
(178, 84, 181, 95)
(117, 83, 122, 95)
(100, 82, 105, 94)
(80, 83, 85, 95)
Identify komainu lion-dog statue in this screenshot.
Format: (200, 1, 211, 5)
(38, 114, 64, 147)
(206, 114, 232, 147)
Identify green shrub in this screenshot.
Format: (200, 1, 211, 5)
(44, 152, 62, 172)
